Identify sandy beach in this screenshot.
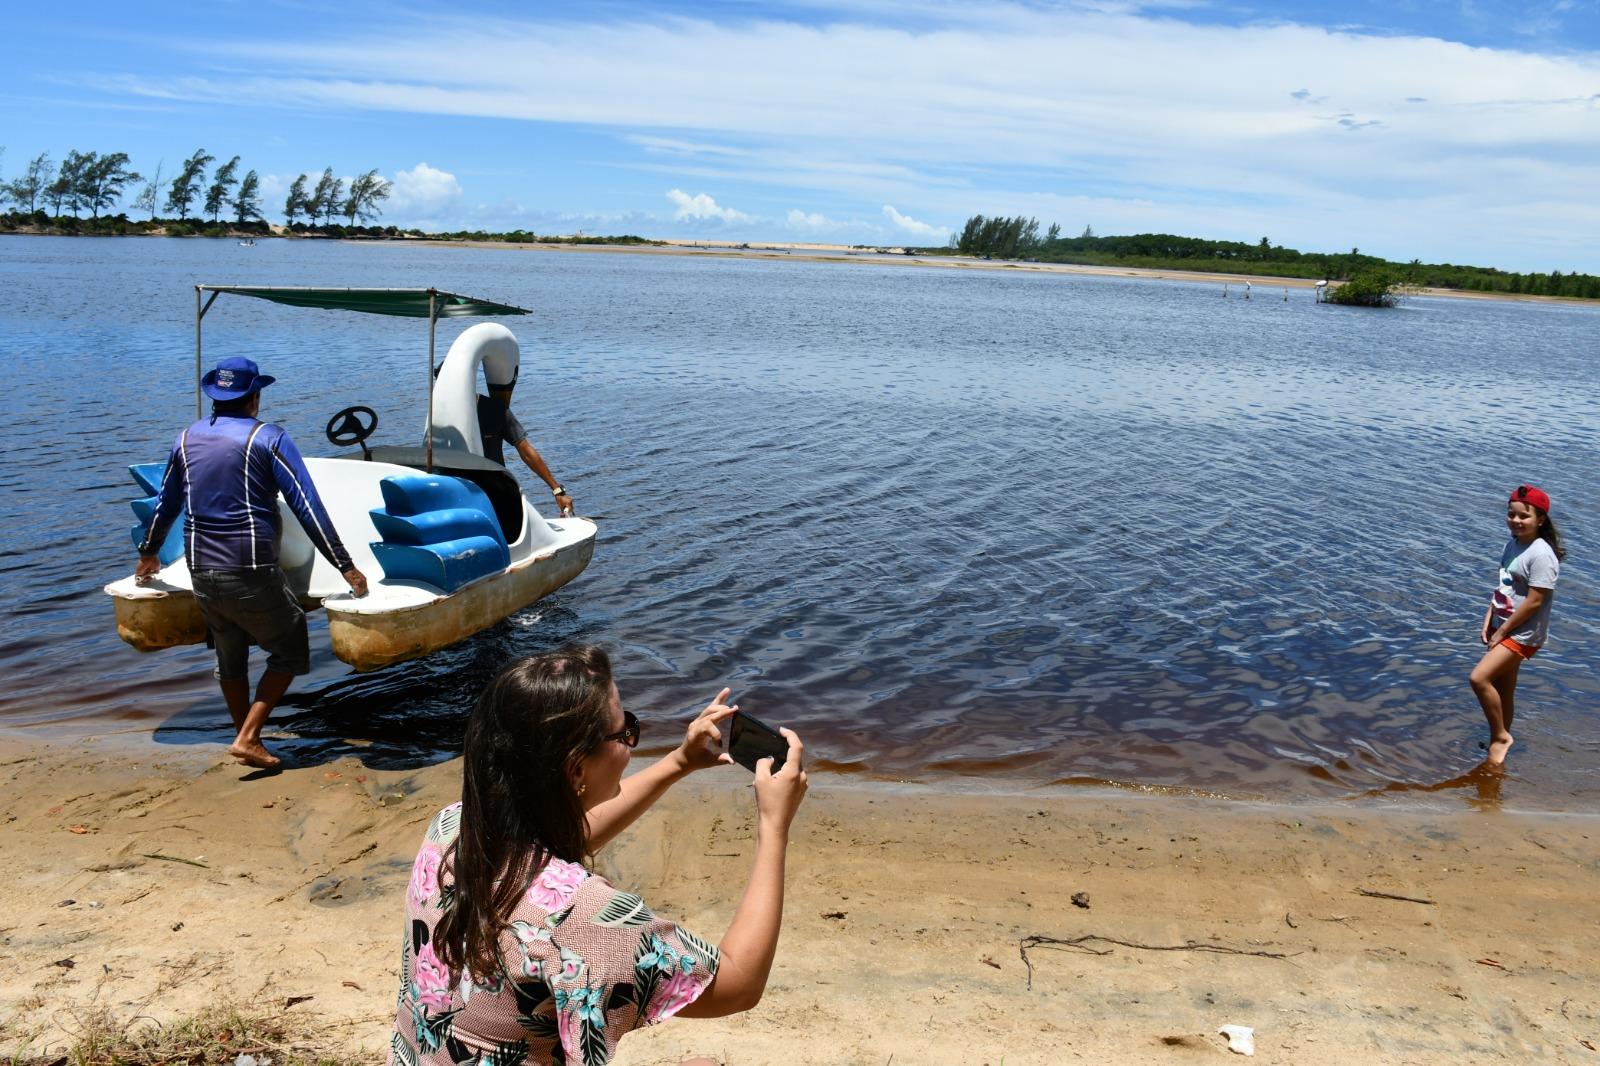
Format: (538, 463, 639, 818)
(399, 237, 1592, 306)
(3, 735, 1597, 1063)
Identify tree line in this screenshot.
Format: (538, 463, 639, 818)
(943, 213, 1600, 300)
(0, 145, 392, 231)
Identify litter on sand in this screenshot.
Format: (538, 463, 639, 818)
(1218, 1024, 1255, 1056)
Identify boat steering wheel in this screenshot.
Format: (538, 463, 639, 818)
(326, 405, 379, 459)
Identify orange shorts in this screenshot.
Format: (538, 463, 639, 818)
(1498, 636, 1539, 660)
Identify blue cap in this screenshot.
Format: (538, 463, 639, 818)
(201, 357, 276, 401)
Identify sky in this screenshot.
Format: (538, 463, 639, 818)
(3, 0, 1599, 272)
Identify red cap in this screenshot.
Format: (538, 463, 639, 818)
(1510, 484, 1551, 513)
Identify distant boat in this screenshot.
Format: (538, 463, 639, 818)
(238, 238, 256, 247)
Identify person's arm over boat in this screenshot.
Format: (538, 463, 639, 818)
(134, 431, 188, 582)
(267, 429, 368, 596)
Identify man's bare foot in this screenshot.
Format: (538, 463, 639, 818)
(228, 739, 282, 769)
(1486, 733, 1514, 766)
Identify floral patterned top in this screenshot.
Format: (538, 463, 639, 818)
(389, 803, 720, 1066)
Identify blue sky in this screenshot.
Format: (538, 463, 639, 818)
(4, 0, 1598, 271)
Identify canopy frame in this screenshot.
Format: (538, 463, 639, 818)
(194, 285, 531, 473)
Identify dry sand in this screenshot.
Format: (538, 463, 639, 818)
(2, 736, 1598, 1064)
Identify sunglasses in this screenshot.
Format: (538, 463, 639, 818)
(600, 709, 641, 748)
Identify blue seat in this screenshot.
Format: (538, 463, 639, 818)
(368, 473, 511, 593)
(128, 462, 185, 566)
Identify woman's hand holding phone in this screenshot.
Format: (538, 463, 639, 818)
(673, 688, 738, 774)
(753, 729, 808, 834)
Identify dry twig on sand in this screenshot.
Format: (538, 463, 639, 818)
(1019, 934, 1299, 990)
(1355, 888, 1436, 905)
(139, 852, 209, 869)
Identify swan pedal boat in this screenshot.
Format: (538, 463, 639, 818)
(104, 286, 596, 672)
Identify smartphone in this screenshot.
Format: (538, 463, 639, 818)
(728, 711, 788, 774)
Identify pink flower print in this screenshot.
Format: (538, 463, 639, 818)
(645, 968, 709, 1023)
(409, 843, 443, 909)
(527, 859, 587, 912)
(413, 942, 454, 1012)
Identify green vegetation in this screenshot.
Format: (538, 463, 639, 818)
(944, 214, 1600, 300)
(1323, 267, 1398, 307)
(0, 144, 394, 233)
(421, 229, 664, 245)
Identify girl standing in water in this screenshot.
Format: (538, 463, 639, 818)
(1470, 484, 1565, 766)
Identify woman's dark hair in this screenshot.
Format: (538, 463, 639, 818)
(435, 645, 615, 980)
(1536, 510, 1567, 561)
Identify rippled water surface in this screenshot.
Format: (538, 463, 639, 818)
(2, 236, 1596, 808)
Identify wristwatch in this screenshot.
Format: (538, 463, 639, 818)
(551, 485, 567, 496)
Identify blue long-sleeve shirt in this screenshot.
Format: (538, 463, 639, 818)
(138, 414, 354, 573)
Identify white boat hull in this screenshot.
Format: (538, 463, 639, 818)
(326, 532, 594, 672)
(107, 530, 593, 671)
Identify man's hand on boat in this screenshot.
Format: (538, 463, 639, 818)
(555, 489, 575, 517)
(343, 567, 370, 598)
(134, 553, 161, 585)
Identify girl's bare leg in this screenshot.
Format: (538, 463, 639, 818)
(1469, 644, 1522, 765)
(1492, 658, 1520, 732)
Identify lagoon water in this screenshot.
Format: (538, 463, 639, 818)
(1, 235, 1596, 808)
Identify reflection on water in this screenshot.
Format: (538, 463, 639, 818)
(1359, 759, 1507, 812)
(1, 236, 1597, 809)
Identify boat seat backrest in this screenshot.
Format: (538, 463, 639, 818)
(368, 473, 511, 593)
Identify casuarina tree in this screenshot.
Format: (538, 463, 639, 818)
(81, 152, 142, 218)
(284, 173, 309, 225)
(205, 156, 240, 222)
(166, 148, 214, 221)
(233, 169, 262, 224)
(343, 168, 392, 224)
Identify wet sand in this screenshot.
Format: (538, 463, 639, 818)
(4, 736, 1597, 1062)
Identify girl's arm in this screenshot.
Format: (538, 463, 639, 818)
(1481, 604, 1496, 644)
(585, 692, 736, 853)
(677, 730, 808, 1017)
(1489, 588, 1548, 642)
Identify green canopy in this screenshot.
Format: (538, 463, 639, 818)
(199, 286, 530, 318)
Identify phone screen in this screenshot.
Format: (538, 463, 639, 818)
(728, 711, 787, 773)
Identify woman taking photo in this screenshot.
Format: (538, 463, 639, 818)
(390, 646, 808, 1065)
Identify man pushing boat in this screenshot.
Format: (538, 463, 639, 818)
(134, 357, 369, 770)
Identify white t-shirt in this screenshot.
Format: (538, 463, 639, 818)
(1490, 537, 1560, 646)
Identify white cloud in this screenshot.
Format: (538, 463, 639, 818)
(667, 188, 750, 223)
(88, 7, 1600, 267)
(387, 162, 463, 215)
(786, 208, 837, 231)
(882, 204, 946, 240)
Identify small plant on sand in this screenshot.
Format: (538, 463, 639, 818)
(10, 1001, 349, 1066)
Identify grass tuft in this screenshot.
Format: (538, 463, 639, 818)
(7, 1000, 353, 1066)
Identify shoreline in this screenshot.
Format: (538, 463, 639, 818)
(4, 229, 1593, 306)
(4, 716, 1587, 817)
(369, 236, 1598, 307)
(4, 733, 1598, 1063)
